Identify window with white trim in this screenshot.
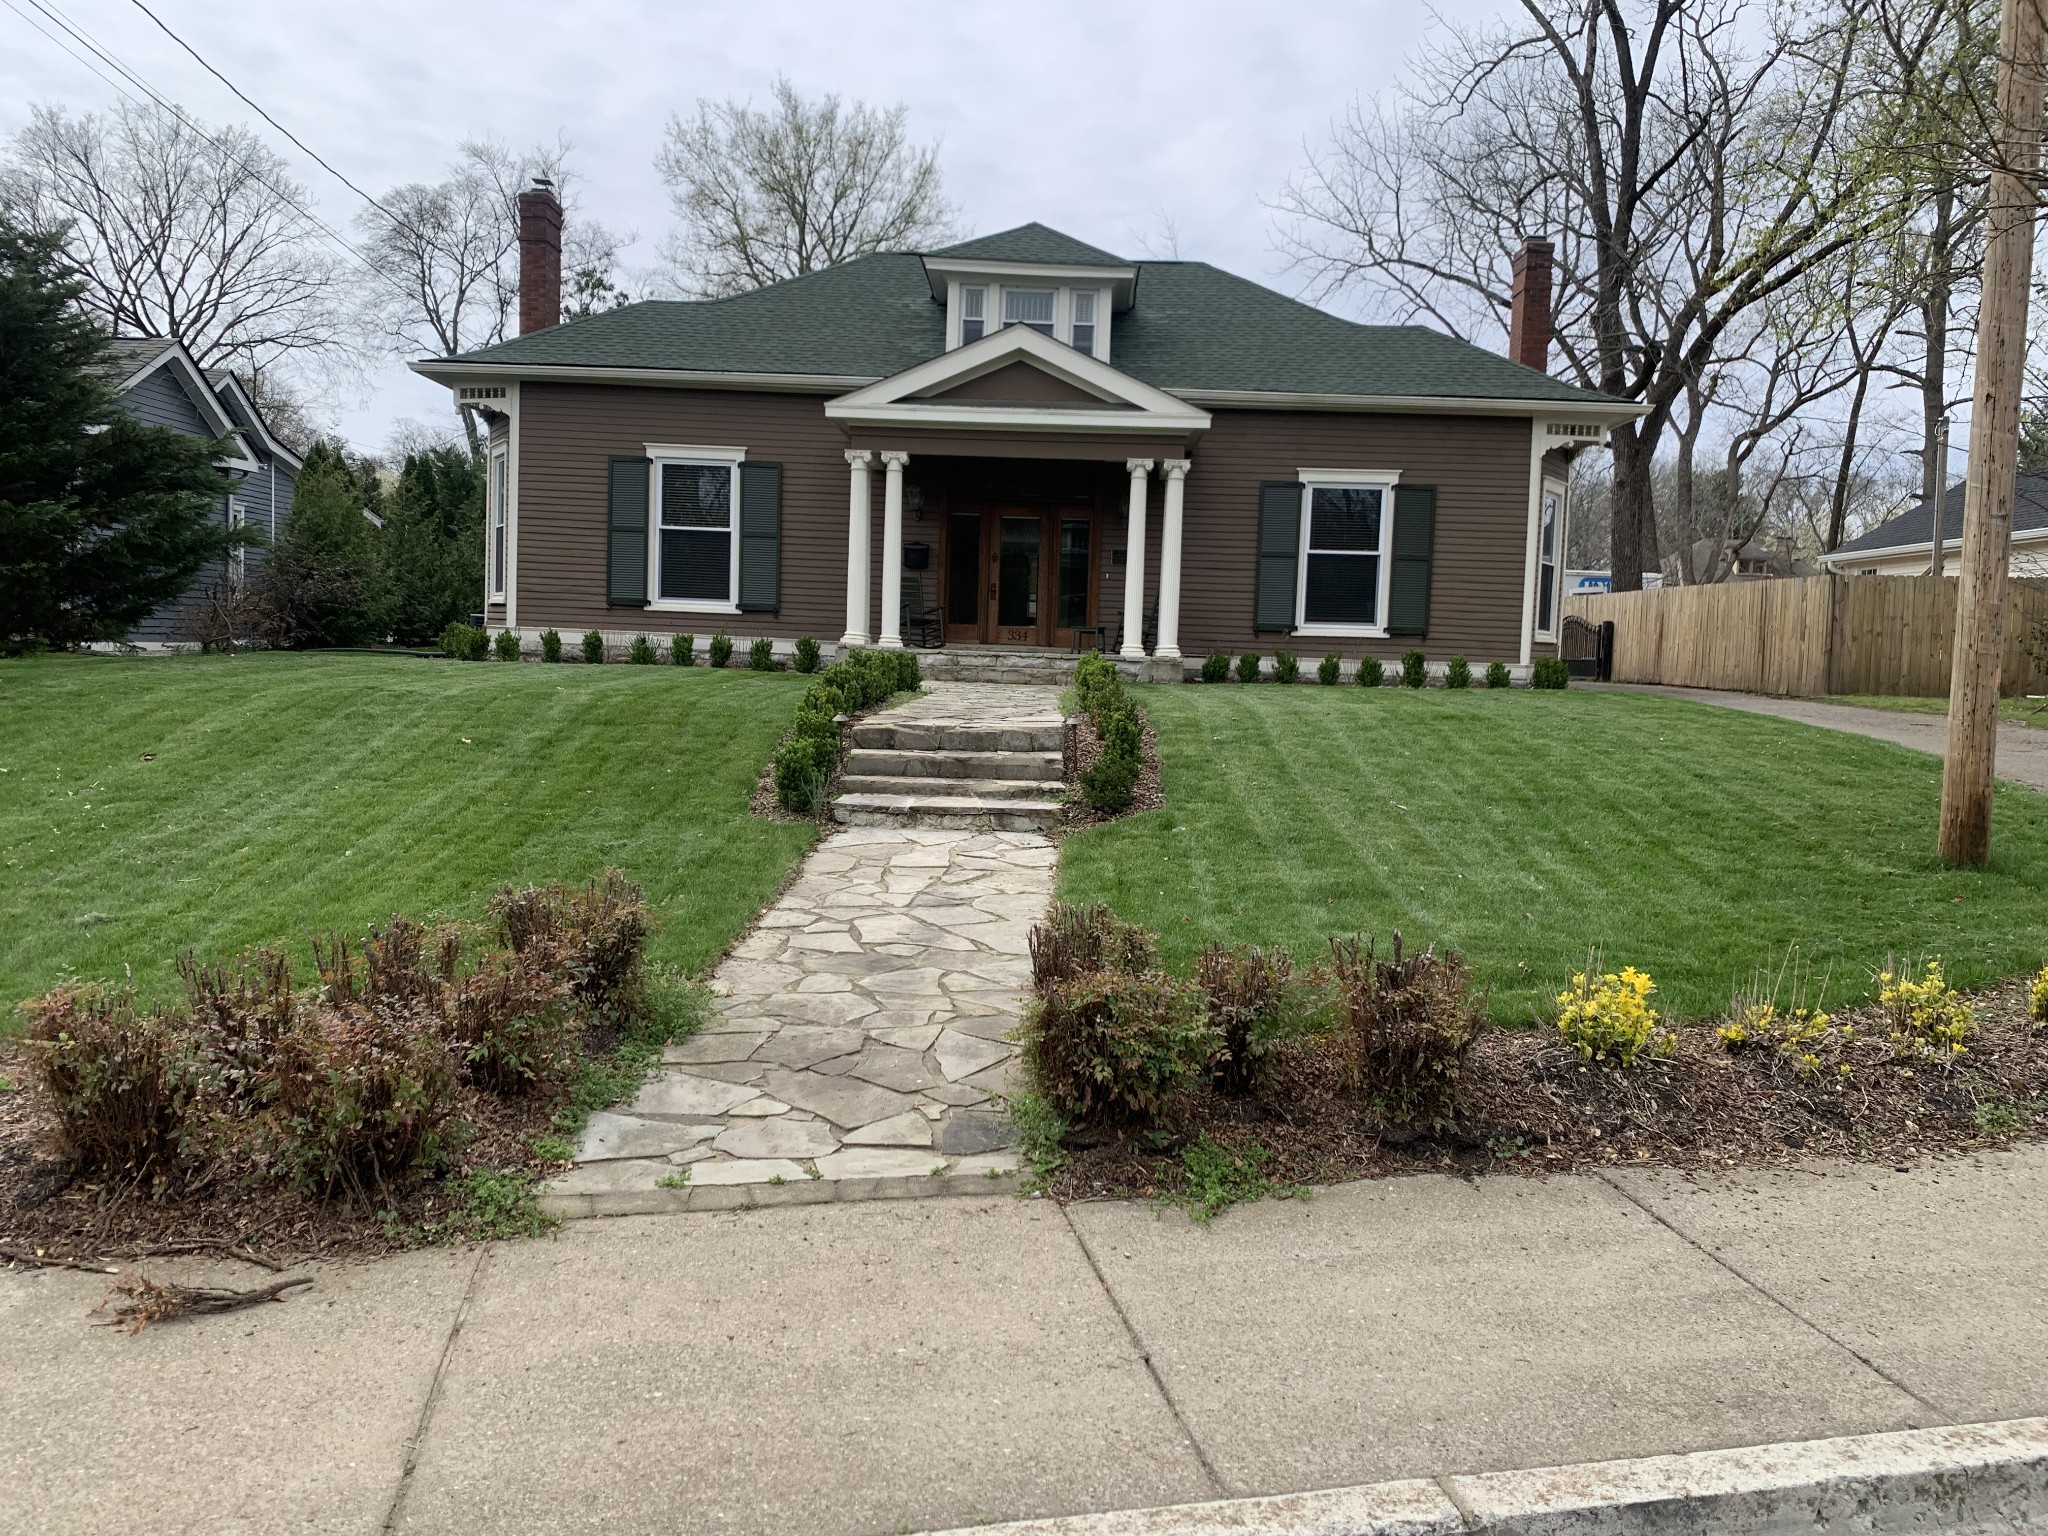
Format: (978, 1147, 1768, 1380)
(655, 459, 738, 605)
(960, 286, 986, 343)
(1002, 287, 1055, 335)
(487, 447, 508, 600)
(1069, 289, 1097, 354)
(1536, 481, 1562, 636)
(1298, 481, 1392, 631)
(226, 499, 246, 592)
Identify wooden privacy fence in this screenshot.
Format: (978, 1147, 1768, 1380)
(1562, 574, 2048, 698)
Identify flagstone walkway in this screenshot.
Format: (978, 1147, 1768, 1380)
(546, 821, 1056, 1215)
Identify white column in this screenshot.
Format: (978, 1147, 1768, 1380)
(1120, 459, 1154, 659)
(878, 451, 909, 650)
(1155, 459, 1190, 660)
(841, 450, 873, 647)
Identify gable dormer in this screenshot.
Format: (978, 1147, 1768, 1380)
(922, 224, 1138, 365)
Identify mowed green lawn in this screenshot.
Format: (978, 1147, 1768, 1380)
(1058, 685, 2048, 1021)
(0, 654, 815, 1023)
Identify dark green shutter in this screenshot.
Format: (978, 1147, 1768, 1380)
(1254, 481, 1300, 632)
(738, 461, 782, 612)
(607, 457, 649, 607)
(1387, 485, 1436, 636)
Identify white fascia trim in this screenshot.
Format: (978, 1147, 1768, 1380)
(108, 340, 180, 395)
(826, 325, 1211, 432)
(644, 443, 747, 462)
(127, 343, 242, 440)
(409, 360, 875, 393)
(1173, 387, 1648, 423)
(209, 372, 305, 470)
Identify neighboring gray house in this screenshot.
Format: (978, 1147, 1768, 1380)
(97, 337, 303, 646)
(1818, 471, 2048, 578)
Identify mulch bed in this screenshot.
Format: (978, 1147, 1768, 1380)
(1048, 978, 2048, 1203)
(1061, 707, 1164, 828)
(0, 1036, 574, 1266)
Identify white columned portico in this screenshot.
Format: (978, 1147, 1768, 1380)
(878, 451, 910, 650)
(1154, 459, 1190, 660)
(841, 450, 874, 647)
(1120, 458, 1154, 659)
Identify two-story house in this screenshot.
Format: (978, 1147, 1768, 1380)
(412, 185, 1640, 676)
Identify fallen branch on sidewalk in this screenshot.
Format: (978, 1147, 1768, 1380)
(93, 1272, 313, 1333)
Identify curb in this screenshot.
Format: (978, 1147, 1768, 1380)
(925, 1418, 2048, 1535)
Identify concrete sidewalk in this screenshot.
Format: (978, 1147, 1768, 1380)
(1612, 684, 2048, 794)
(7, 1146, 2048, 1535)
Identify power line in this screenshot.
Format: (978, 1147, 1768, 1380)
(3, 0, 410, 296)
(123, 0, 398, 225)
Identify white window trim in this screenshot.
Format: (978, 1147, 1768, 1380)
(487, 446, 508, 602)
(226, 498, 246, 592)
(1292, 469, 1402, 638)
(946, 281, 1111, 361)
(644, 443, 747, 614)
(1534, 476, 1565, 641)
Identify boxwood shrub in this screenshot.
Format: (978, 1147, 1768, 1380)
(441, 621, 488, 661)
(581, 630, 604, 665)
(1357, 656, 1385, 688)
(1486, 660, 1511, 689)
(1445, 655, 1471, 689)
(670, 633, 693, 667)
(770, 647, 922, 813)
(748, 637, 775, 671)
(708, 631, 733, 668)
(1531, 656, 1572, 690)
(628, 635, 656, 665)
(493, 628, 520, 662)
(794, 636, 821, 673)
(1274, 651, 1300, 685)
(1236, 652, 1260, 684)
(1201, 652, 1230, 684)
(1400, 650, 1428, 688)
(1318, 654, 1341, 686)
(539, 628, 562, 663)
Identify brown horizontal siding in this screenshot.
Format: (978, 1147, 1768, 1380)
(1174, 411, 1545, 664)
(515, 383, 853, 641)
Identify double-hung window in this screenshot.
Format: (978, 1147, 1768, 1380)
(654, 456, 740, 606)
(1002, 287, 1056, 335)
(1297, 475, 1396, 632)
(1536, 481, 1562, 636)
(487, 447, 508, 601)
(960, 286, 987, 343)
(226, 499, 246, 592)
(1069, 290, 1097, 354)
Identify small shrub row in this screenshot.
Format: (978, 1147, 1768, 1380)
(1202, 650, 1532, 688)
(772, 647, 922, 813)
(1074, 652, 1144, 814)
(27, 874, 654, 1202)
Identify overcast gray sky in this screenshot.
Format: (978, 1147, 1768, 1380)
(2, 0, 1505, 452)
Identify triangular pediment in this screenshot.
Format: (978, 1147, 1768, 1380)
(824, 325, 1210, 436)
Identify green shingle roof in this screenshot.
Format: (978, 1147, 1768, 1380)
(929, 223, 1130, 267)
(451, 233, 1619, 407)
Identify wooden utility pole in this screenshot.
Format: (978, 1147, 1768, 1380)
(1940, 0, 2046, 867)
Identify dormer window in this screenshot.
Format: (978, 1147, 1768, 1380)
(1070, 290, 1097, 355)
(1003, 288, 1056, 335)
(961, 286, 986, 343)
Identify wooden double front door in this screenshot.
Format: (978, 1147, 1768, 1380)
(941, 505, 1100, 647)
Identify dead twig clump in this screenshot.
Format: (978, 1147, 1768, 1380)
(94, 1272, 312, 1333)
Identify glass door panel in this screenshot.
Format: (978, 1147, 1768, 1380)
(1057, 518, 1090, 631)
(997, 515, 1041, 631)
(946, 512, 981, 627)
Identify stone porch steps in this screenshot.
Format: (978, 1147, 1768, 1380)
(837, 774, 1058, 801)
(850, 722, 1064, 755)
(833, 792, 1064, 832)
(844, 747, 1065, 782)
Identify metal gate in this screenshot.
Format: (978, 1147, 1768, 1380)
(1559, 615, 1614, 681)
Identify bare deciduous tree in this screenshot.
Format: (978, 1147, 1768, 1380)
(358, 139, 624, 454)
(1277, 0, 1886, 592)
(656, 77, 956, 298)
(0, 100, 348, 384)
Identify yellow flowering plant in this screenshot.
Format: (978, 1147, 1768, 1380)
(1879, 958, 1974, 1063)
(1717, 1002, 1836, 1077)
(1556, 962, 1664, 1067)
(2030, 964, 2048, 1023)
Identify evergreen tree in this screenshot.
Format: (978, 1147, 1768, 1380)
(381, 445, 483, 644)
(254, 439, 387, 647)
(0, 215, 233, 650)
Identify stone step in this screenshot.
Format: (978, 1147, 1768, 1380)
(831, 792, 1065, 832)
(844, 747, 1065, 782)
(850, 721, 1065, 754)
(837, 773, 1059, 801)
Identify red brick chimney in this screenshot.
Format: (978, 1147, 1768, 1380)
(517, 179, 563, 335)
(1508, 236, 1554, 373)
